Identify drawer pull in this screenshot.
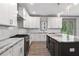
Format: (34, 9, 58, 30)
(69, 48, 75, 52)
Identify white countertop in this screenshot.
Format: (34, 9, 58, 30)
(47, 34, 79, 42)
(0, 38, 23, 55)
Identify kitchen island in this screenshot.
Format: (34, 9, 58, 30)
(46, 34, 79, 56)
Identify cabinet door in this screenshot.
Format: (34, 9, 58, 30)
(8, 4, 17, 26)
(48, 17, 62, 28)
(0, 3, 17, 26)
(1, 48, 12, 56)
(12, 40, 24, 56)
(23, 9, 40, 28)
(17, 4, 23, 18)
(30, 17, 40, 28)
(23, 7, 40, 28)
(0, 3, 10, 25)
(12, 42, 21, 56)
(23, 8, 29, 28)
(19, 39, 24, 56)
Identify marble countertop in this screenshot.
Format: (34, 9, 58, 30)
(0, 38, 23, 55)
(47, 34, 79, 42)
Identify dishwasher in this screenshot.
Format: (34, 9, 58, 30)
(10, 34, 29, 56)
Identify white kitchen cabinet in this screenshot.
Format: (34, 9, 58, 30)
(48, 17, 62, 28)
(29, 17, 40, 28)
(0, 38, 24, 56)
(23, 8, 27, 20)
(1, 48, 12, 56)
(8, 4, 17, 26)
(0, 3, 17, 26)
(12, 43, 20, 56)
(0, 4, 10, 25)
(19, 39, 24, 56)
(17, 4, 23, 18)
(12, 40, 24, 56)
(30, 34, 46, 41)
(24, 17, 40, 28)
(23, 8, 29, 28)
(23, 8, 40, 28)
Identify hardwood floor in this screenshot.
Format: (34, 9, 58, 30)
(28, 41, 50, 56)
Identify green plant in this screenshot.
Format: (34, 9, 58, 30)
(61, 22, 67, 34)
(61, 21, 73, 35)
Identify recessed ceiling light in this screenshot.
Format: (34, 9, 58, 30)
(73, 3, 78, 5)
(30, 3, 34, 5)
(32, 11, 36, 14)
(57, 3, 60, 5)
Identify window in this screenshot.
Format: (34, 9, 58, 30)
(61, 18, 76, 35)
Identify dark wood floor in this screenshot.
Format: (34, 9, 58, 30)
(28, 41, 50, 56)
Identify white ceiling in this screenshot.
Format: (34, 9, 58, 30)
(20, 3, 79, 16)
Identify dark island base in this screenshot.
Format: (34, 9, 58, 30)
(46, 35, 79, 56)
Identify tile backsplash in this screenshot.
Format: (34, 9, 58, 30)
(0, 26, 27, 40)
(0, 26, 17, 40)
(17, 28, 28, 34)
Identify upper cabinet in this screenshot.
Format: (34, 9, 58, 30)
(0, 3, 17, 26)
(23, 8, 27, 20)
(27, 17, 40, 28)
(17, 4, 24, 19)
(17, 4, 25, 28)
(8, 4, 17, 26)
(23, 8, 40, 28)
(24, 16, 40, 28)
(48, 17, 62, 28)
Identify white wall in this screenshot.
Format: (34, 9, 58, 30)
(76, 17, 79, 37)
(0, 27, 17, 40)
(18, 28, 28, 34)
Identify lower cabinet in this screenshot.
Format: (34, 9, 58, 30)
(12, 42, 22, 56)
(12, 39, 24, 56)
(46, 35, 79, 56)
(1, 39, 24, 56)
(19, 40, 24, 56)
(1, 48, 12, 56)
